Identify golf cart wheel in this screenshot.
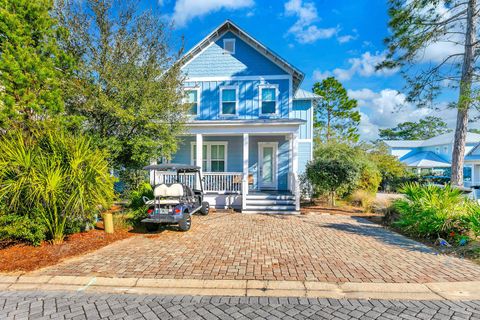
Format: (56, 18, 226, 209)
(145, 223, 159, 232)
(200, 201, 210, 215)
(179, 215, 191, 232)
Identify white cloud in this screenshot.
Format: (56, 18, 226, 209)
(347, 88, 457, 141)
(312, 69, 332, 81)
(172, 0, 254, 27)
(337, 29, 358, 44)
(284, 0, 338, 44)
(314, 51, 398, 82)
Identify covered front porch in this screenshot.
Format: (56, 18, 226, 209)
(155, 120, 303, 212)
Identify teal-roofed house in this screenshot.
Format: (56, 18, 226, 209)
(384, 132, 480, 187)
(151, 20, 319, 213)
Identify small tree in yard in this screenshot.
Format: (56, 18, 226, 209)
(306, 158, 360, 206)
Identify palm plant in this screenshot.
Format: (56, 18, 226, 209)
(0, 129, 114, 244)
(394, 183, 479, 239)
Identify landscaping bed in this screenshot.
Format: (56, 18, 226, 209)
(0, 225, 134, 273)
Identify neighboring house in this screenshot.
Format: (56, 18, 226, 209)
(151, 20, 320, 213)
(384, 132, 480, 187)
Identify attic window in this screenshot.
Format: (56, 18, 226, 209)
(223, 39, 235, 54)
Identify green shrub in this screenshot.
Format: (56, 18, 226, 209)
(348, 190, 376, 212)
(306, 158, 360, 206)
(128, 182, 153, 210)
(0, 128, 114, 244)
(0, 214, 46, 246)
(393, 183, 480, 240)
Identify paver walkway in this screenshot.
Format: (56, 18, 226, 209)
(1, 291, 480, 320)
(33, 213, 480, 283)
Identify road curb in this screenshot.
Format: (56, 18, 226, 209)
(0, 275, 479, 300)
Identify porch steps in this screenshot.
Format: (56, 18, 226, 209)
(243, 193, 299, 214)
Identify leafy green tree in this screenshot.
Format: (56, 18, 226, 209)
(0, 0, 74, 130)
(56, 0, 187, 170)
(314, 142, 382, 194)
(379, 116, 451, 140)
(306, 158, 360, 206)
(312, 77, 361, 143)
(380, 0, 479, 186)
(368, 142, 408, 190)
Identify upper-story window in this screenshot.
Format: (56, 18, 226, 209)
(443, 146, 448, 154)
(184, 88, 200, 115)
(223, 39, 235, 54)
(259, 85, 278, 115)
(220, 86, 238, 116)
(435, 147, 440, 154)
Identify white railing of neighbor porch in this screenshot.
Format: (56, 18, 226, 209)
(289, 172, 300, 211)
(154, 172, 242, 193)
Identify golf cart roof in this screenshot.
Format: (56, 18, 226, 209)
(143, 163, 201, 173)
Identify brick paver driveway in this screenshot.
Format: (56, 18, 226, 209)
(2, 291, 480, 320)
(34, 213, 480, 283)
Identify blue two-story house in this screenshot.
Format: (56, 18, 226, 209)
(385, 132, 480, 187)
(152, 20, 319, 213)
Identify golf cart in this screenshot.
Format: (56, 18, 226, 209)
(141, 164, 210, 232)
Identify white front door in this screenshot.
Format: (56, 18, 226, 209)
(258, 142, 278, 190)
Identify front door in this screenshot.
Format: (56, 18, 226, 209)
(258, 142, 278, 190)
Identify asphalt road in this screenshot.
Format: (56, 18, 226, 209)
(1, 291, 480, 319)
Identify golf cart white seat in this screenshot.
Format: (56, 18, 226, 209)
(152, 183, 184, 205)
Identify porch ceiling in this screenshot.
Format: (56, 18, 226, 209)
(186, 119, 305, 135)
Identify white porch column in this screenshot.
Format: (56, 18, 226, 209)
(292, 131, 300, 211)
(196, 133, 203, 190)
(242, 133, 249, 210)
(149, 159, 157, 186)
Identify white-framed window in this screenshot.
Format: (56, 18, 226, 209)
(435, 147, 440, 154)
(443, 146, 448, 154)
(223, 38, 235, 54)
(191, 142, 228, 172)
(183, 88, 200, 115)
(259, 85, 278, 115)
(220, 86, 238, 116)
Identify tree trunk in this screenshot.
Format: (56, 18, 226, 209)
(451, 0, 477, 186)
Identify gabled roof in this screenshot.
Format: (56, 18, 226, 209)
(294, 88, 322, 100)
(384, 132, 480, 148)
(178, 20, 305, 91)
(400, 151, 451, 168)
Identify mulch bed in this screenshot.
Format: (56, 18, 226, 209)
(0, 226, 134, 273)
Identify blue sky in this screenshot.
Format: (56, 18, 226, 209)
(151, 0, 464, 141)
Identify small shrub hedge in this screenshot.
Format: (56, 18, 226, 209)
(0, 214, 46, 246)
(393, 183, 480, 242)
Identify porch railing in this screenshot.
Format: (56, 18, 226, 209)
(154, 172, 242, 193)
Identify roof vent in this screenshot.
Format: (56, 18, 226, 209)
(223, 39, 235, 54)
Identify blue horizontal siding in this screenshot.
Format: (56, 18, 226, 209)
(298, 142, 312, 174)
(291, 100, 312, 139)
(183, 32, 288, 77)
(185, 79, 290, 119)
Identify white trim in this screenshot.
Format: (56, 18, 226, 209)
(288, 77, 293, 115)
(258, 142, 278, 190)
(187, 124, 301, 135)
(259, 84, 279, 116)
(219, 85, 238, 116)
(185, 75, 290, 82)
(183, 87, 200, 116)
(191, 141, 228, 172)
(298, 139, 313, 142)
(223, 38, 236, 54)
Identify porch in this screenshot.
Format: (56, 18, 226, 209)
(153, 120, 304, 212)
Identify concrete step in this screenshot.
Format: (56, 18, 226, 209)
(245, 194, 295, 201)
(245, 199, 295, 206)
(244, 205, 297, 211)
(242, 210, 301, 215)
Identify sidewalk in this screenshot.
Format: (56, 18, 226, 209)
(1, 275, 479, 301)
